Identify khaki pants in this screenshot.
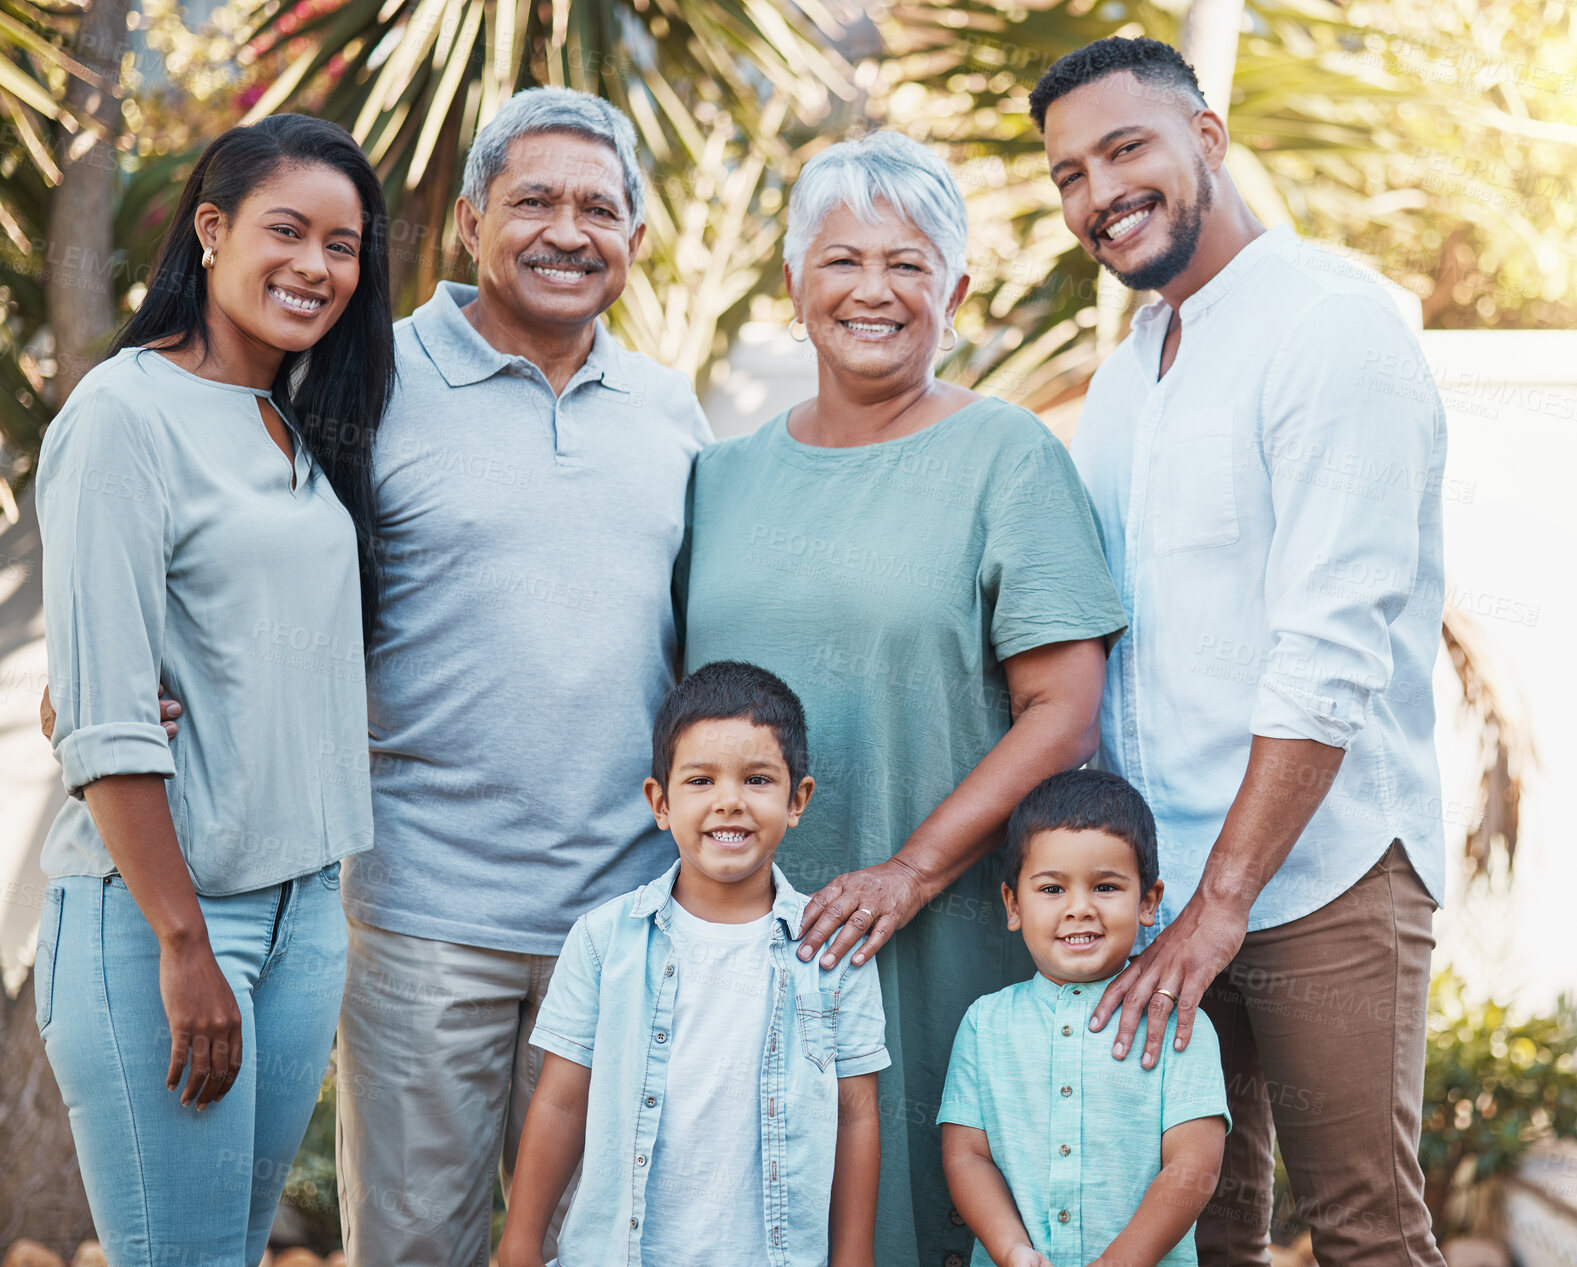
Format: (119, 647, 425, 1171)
(335, 917, 575, 1267)
(1197, 841, 1445, 1267)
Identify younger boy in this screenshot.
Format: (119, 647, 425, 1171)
(938, 770, 1228, 1267)
(497, 660, 890, 1267)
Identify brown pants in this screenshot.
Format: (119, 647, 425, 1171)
(1196, 841, 1446, 1267)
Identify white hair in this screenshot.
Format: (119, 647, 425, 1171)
(783, 132, 968, 291)
(461, 86, 645, 230)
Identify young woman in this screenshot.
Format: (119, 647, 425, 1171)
(32, 114, 393, 1265)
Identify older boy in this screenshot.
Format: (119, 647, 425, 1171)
(498, 661, 889, 1267)
(940, 770, 1228, 1266)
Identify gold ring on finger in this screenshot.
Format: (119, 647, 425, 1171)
(1153, 987, 1180, 1003)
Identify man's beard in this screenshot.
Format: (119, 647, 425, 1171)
(1102, 157, 1213, 292)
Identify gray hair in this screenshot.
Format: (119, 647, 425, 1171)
(461, 86, 646, 230)
(784, 132, 968, 290)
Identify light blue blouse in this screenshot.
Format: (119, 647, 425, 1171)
(36, 347, 373, 894)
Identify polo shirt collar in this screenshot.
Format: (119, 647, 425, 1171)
(631, 859, 806, 937)
(411, 279, 634, 393)
(1028, 966, 1125, 1009)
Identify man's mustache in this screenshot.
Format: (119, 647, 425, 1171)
(518, 252, 607, 272)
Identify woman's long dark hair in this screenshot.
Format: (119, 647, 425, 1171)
(114, 113, 395, 644)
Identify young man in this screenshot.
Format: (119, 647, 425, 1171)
(1032, 37, 1448, 1266)
(498, 661, 887, 1267)
(335, 88, 710, 1265)
(940, 770, 1228, 1267)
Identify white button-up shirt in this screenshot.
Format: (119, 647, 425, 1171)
(1072, 227, 1447, 933)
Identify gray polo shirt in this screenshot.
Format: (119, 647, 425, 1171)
(37, 348, 373, 893)
(344, 281, 710, 954)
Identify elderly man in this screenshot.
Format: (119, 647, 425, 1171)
(328, 87, 709, 1265)
(1033, 38, 1448, 1267)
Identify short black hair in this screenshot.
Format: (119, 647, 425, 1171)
(651, 661, 809, 792)
(1029, 37, 1206, 132)
(1002, 769, 1159, 893)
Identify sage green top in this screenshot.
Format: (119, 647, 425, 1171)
(680, 397, 1128, 1267)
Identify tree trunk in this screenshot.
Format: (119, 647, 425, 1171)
(44, 0, 132, 406)
(1180, 0, 1246, 120)
(0, 967, 94, 1255)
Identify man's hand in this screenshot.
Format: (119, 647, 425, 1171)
(1089, 893, 1249, 1068)
(1091, 735, 1345, 1066)
(1007, 1246, 1052, 1267)
(39, 683, 181, 744)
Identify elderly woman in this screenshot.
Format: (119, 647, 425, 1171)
(679, 132, 1128, 1265)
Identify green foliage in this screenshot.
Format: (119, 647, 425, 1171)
(1421, 968, 1577, 1190)
(282, 1070, 342, 1252)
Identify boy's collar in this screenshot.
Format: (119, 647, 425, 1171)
(630, 859, 808, 937)
(1028, 965, 1127, 1005)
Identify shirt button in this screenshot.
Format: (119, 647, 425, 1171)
(1072, 988, 1081, 995)
(945, 1255, 965, 1267)
(630, 1217, 639, 1229)
(645, 1096, 656, 1107)
(656, 1031, 667, 1043)
(1061, 1085, 1072, 1097)
(636, 1154, 646, 1166)
(948, 1208, 965, 1226)
(1061, 1025, 1072, 1037)
(1058, 1210, 1070, 1224)
(665, 963, 674, 976)
(1060, 1144, 1071, 1156)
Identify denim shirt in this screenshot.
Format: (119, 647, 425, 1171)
(531, 861, 890, 1267)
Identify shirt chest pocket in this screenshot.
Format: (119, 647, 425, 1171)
(1148, 430, 1241, 555)
(794, 990, 838, 1073)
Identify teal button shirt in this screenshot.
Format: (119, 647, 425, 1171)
(938, 972, 1230, 1266)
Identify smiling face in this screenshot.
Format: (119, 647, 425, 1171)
(1041, 71, 1221, 294)
(644, 717, 814, 917)
(457, 130, 642, 336)
(1003, 827, 1163, 985)
(197, 161, 364, 355)
(786, 199, 967, 390)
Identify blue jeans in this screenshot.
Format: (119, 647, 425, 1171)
(35, 864, 348, 1267)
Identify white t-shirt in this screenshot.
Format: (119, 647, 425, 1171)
(639, 900, 776, 1265)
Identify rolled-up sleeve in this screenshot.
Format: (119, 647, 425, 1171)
(37, 389, 175, 796)
(1253, 294, 1444, 749)
(529, 916, 603, 1067)
(833, 953, 890, 1078)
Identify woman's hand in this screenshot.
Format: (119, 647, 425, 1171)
(158, 933, 243, 1108)
(1007, 1247, 1052, 1267)
(797, 857, 931, 969)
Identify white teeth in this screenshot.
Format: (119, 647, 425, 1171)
(533, 266, 586, 279)
(1062, 933, 1099, 944)
(844, 321, 898, 332)
(270, 286, 323, 313)
(710, 830, 747, 842)
(1102, 209, 1149, 240)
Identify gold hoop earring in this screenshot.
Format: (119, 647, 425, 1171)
(789, 317, 808, 343)
(940, 326, 958, 352)
(201, 246, 216, 269)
